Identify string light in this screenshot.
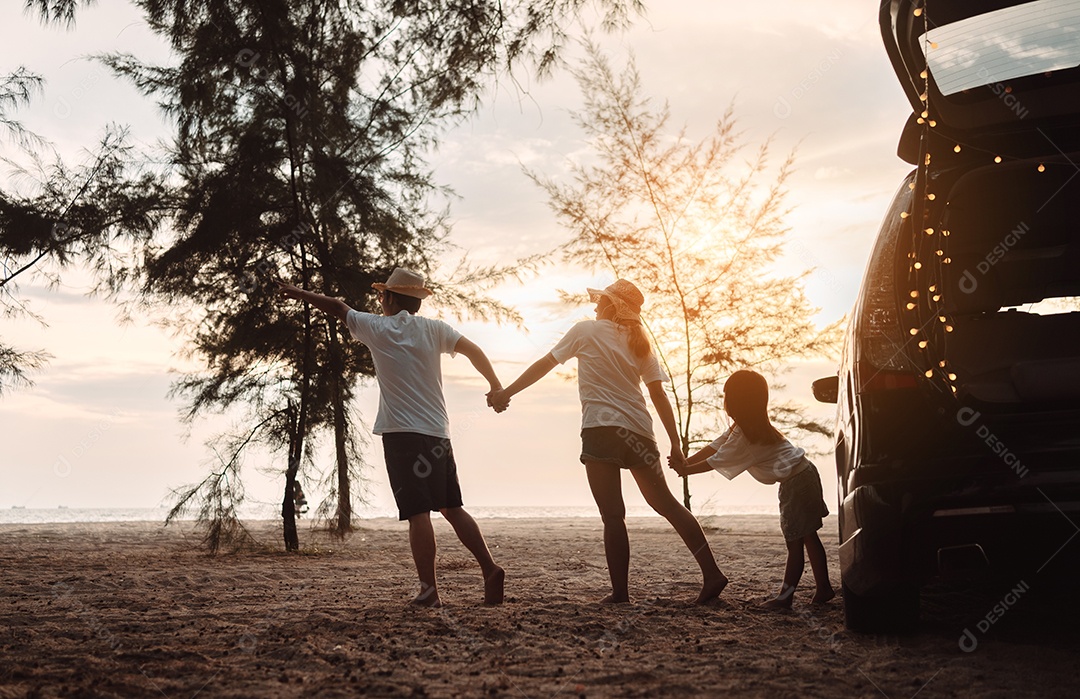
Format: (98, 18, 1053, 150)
(1038, 163, 1046, 172)
(995, 156, 1003, 163)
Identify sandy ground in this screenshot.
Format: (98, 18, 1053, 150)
(1, 515, 1077, 698)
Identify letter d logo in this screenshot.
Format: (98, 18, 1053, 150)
(958, 628, 978, 652)
(958, 269, 978, 294)
(956, 407, 981, 427)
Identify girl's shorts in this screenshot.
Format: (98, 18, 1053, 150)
(580, 426, 661, 470)
(778, 460, 830, 541)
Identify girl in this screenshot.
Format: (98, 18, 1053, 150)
(672, 370, 834, 609)
(489, 280, 727, 604)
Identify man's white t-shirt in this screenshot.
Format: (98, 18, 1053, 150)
(706, 426, 806, 485)
(549, 319, 669, 439)
(345, 310, 462, 439)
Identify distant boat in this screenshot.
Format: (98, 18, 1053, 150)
(57, 505, 68, 509)
(11, 505, 25, 509)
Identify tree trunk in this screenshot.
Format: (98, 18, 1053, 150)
(283, 419, 300, 551)
(330, 326, 352, 536)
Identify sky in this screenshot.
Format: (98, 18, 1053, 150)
(0, 2, 915, 518)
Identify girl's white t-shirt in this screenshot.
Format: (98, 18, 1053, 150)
(346, 309, 462, 439)
(706, 426, 806, 485)
(549, 319, 669, 438)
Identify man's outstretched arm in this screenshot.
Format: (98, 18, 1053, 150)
(276, 281, 352, 323)
(453, 337, 503, 393)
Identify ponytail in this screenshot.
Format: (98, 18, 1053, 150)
(619, 320, 652, 359)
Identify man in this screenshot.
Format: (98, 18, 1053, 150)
(276, 268, 505, 607)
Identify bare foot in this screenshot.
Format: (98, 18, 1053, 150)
(760, 596, 793, 610)
(600, 593, 631, 604)
(760, 586, 795, 610)
(811, 587, 836, 604)
(484, 566, 505, 605)
(696, 574, 729, 605)
(410, 583, 443, 608)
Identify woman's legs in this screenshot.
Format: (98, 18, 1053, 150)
(630, 464, 728, 603)
(584, 461, 630, 603)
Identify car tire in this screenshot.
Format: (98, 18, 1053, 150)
(842, 579, 920, 633)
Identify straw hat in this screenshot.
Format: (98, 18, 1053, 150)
(371, 267, 433, 299)
(587, 279, 644, 324)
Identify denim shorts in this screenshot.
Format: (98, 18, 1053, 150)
(382, 432, 463, 521)
(580, 426, 661, 470)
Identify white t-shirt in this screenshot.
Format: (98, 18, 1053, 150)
(706, 426, 806, 485)
(549, 319, 669, 438)
(345, 310, 462, 439)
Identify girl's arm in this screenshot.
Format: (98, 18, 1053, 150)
(675, 444, 717, 477)
(489, 353, 558, 410)
(646, 380, 685, 468)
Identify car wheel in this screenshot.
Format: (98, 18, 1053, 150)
(842, 579, 920, 633)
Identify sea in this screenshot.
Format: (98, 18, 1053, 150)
(0, 503, 774, 524)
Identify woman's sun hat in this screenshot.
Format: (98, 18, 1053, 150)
(372, 267, 433, 299)
(587, 279, 644, 324)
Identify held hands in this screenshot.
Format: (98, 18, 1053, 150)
(667, 447, 690, 477)
(487, 388, 511, 414)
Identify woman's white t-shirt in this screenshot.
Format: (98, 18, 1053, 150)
(706, 426, 806, 485)
(549, 319, 668, 438)
(346, 309, 462, 439)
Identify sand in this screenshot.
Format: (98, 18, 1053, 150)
(1, 515, 1076, 698)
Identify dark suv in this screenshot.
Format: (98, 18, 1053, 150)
(815, 0, 1080, 632)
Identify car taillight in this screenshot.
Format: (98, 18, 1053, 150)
(858, 175, 920, 387)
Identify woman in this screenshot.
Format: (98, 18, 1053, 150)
(490, 280, 727, 603)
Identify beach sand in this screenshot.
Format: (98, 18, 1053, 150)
(1, 515, 1076, 698)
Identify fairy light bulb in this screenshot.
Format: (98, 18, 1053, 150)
(906, 302, 916, 310)
(914, 261, 923, 269)
(918, 340, 928, 349)
(929, 285, 937, 292)
(933, 294, 941, 302)
(928, 193, 936, 200)
(925, 227, 934, 235)
(949, 373, 957, 381)
(995, 156, 1003, 163)
(900, 211, 910, 219)
(954, 144, 962, 153)
(910, 290, 919, 298)
(1038, 164, 1046, 172)
(939, 315, 947, 322)
(909, 182, 916, 190)
(921, 110, 929, 119)
(925, 370, 933, 378)
(945, 324, 954, 332)
(914, 7, 923, 16)
(929, 120, 937, 127)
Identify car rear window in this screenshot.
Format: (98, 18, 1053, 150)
(921, 0, 1080, 96)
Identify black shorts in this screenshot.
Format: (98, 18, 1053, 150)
(580, 426, 661, 470)
(382, 432, 464, 521)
